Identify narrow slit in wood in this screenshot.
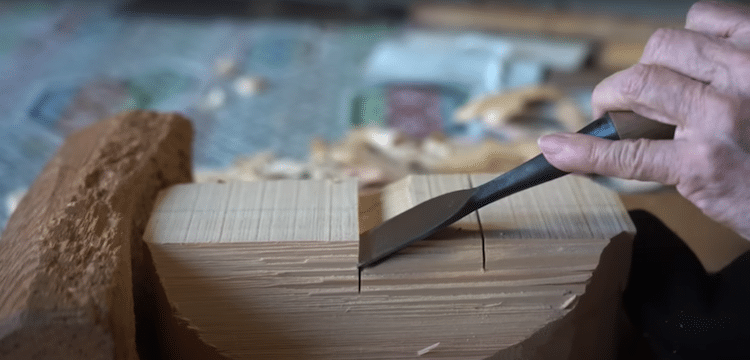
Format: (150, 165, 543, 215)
(467, 175, 487, 271)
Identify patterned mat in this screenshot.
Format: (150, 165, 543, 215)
(0, 0, 396, 226)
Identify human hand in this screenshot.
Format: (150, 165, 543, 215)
(538, 1, 750, 241)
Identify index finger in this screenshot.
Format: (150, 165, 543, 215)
(686, 1, 750, 39)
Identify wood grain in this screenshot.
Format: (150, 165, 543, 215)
(0, 111, 193, 359)
(146, 174, 634, 359)
(146, 180, 358, 243)
(472, 175, 635, 359)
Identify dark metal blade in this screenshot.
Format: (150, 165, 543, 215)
(357, 188, 476, 269)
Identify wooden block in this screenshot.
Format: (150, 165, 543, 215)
(472, 174, 634, 242)
(473, 175, 635, 359)
(146, 174, 635, 359)
(0, 111, 193, 359)
(146, 180, 358, 243)
(474, 174, 632, 288)
(145, 179, 359, 359)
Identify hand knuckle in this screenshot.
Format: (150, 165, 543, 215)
(623, 64, 651, 98)
(712, 58, 732, 89)
(643, 28, 672, 61)
(677, 83, 698, 120)
(686, 1, 709, 22)
(627, 139, 653, 179)
(602, 139, 648, 179)
(685, 1, 703, 26)
(581, 139, 600, 168)
(703, 37, 746, 91)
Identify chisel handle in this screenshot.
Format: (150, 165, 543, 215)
(470, 112, 675, 207)
(607, 111, 676, 140)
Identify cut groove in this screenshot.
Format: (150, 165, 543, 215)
(467, 175, 487, 271)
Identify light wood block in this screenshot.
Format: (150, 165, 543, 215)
(145, 173, 635, 359)
(146, 180, 358, 243)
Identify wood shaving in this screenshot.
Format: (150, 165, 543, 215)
(560, 294, 577, 309)
(455, 85, 562, 126)
(417, 342, 440, 356)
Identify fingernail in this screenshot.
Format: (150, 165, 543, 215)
(538, 133, 572, 156)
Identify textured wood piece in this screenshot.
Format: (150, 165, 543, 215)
(146, 180, 359, 243)
(472, 175, 636, 359)
(146, 174, 634, 359)
(361, 175, 635, 359)
(472, 174, 634, 242)
(363, 174, 483, 280)
(0, 111, 193, 359)
(485, 232, 636, 360)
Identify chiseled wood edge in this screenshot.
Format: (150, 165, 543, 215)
(487, 232, 635, 360)
(0, 110, 193, 360)
(144, 173, 636, 359)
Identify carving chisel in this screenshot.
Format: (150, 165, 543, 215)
(357, 111, 675, 273)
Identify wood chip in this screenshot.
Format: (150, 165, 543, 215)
(560, 294, 578, 310)
(418, 342, 440, 356)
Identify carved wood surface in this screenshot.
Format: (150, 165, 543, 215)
(145, 175, 634, 359)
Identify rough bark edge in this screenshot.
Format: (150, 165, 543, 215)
(0, 110, 194, 360)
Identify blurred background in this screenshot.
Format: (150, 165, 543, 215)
(1, 0, 747, 229)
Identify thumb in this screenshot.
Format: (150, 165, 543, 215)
(538, 133, 679, 185)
